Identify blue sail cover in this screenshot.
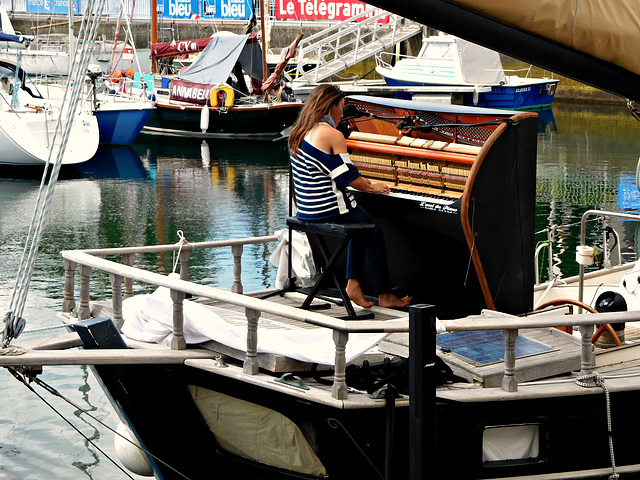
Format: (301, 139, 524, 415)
(0, 32, 27, 45)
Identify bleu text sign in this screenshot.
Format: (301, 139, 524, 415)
(155, 0, 252, 19)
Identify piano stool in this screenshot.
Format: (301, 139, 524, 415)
(286, 217, 377, 320)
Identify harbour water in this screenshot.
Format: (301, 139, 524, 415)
(0, 101, 639, 478)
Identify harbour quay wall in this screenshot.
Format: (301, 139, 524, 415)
(7, 13, 360, 52)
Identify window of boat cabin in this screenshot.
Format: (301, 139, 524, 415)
(482, 422, 547, 467)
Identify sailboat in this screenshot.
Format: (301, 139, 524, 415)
(0, 41, 99, 165)
(7, 2, 640, 480)
(142, 2, 303, 139)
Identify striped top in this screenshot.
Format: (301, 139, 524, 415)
(290, 131, 361, 221)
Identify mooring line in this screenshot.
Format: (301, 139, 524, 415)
(7, 367, 192, 480)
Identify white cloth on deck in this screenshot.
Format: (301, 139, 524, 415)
(121, 285, 387, 365)
(269, 228, 318, 288)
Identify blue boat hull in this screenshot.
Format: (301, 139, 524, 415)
(384, 77, 558, 110)
(463, 82, 557, 110)
(95, 107, 155, 145)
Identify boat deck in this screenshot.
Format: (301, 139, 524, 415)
(6, 285, 640, 409)
(12, 290, 412, 409)
(86, 289, 404, 366)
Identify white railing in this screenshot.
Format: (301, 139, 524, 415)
(61, 235, 408, 400)
(293, 8, 420, 85)
(60, 235, 639, 398)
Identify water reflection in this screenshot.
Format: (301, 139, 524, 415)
(133, 133, 290, 167)
(74, 146, 149, 179)
(536, 107, 557, 134)
(535, 102, 640, 279)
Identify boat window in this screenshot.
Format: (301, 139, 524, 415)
(419, 42, 454, 61)
(482, 422, 546, 467)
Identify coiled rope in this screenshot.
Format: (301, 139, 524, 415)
(1, 0, 106, 351)
(575, 372, 619, 480)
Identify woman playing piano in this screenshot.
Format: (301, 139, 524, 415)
(288, 84, 411, 309)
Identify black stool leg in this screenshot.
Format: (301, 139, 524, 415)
(300, 235, 347, 310)
(302, 235, 374, 320)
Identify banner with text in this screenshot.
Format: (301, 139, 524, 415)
(26, 0, 79, 15)
(170, 79, 213, 105)
(156, 0, 252, 19)
(275, 0, 387, 22)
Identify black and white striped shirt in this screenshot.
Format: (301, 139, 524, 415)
(290, 135, 360, 221)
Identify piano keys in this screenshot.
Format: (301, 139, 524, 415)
(341, 96, 539, 318)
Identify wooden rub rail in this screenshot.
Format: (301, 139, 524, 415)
(346, 131, 481, 197)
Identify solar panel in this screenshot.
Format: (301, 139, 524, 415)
(436, 330, 556, 366)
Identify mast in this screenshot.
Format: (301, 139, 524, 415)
(259, 0, 268, 101)
(68, 0, 75, 75)
(151, 0, 158, 73)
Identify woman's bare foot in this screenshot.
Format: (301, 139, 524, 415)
(378, 292, 412, 308)
(346, 279, 375, 308)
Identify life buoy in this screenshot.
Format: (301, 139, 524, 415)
(543, 83, 556, 96)
(210, 84, 234, 108)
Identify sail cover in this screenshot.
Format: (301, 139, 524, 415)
(0, 32, 29, 45)
(179, 33, 264, 85)
(446, 0, 640, 79)
(364, 0, 640, 101)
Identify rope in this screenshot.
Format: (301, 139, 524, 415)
(575, 372, 619, 480)
(463, 201, 477, 288)
(109, 0, 125, 75)
(172, 230, 189, 274)
(8, 368, 135, 479)
(1, 0, 107, 350)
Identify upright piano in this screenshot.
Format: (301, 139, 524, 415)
(342, 96, 538, 318)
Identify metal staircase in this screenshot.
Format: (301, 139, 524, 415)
(292, 9, 421, 86)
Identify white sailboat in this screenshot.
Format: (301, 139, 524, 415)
(0, 52, 98, 165)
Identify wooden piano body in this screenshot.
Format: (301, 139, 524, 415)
(341, 96, 538, 318)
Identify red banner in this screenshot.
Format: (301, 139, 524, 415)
(275, 0, 388, 22)
(170, 79, 213, 105)
(151, 37, 212, 59)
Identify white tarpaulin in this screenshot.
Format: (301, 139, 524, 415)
(121, 284, 387, 366)
(269, 228, 318, 288)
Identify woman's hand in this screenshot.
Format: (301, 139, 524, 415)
(370, 182, 391, 194)
(349, 177, 391, 194)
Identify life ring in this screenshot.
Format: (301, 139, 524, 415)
(543, 83, 556, 96)
(210, 84, 234, 108)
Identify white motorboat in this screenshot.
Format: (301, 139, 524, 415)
(375, 33, 559, 110)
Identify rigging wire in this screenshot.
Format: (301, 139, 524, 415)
(1, 0, 106, 349)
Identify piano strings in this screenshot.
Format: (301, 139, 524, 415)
(346, 131, 481, 200)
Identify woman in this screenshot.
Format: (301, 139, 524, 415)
(288, 84, 410, 309)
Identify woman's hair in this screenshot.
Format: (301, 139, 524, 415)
(288, 84, 345, 155)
